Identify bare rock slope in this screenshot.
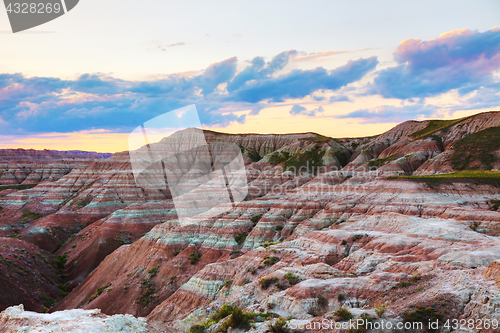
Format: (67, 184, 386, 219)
(0, 111, 500, 332)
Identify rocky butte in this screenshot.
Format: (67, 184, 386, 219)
(0, 111, 500, 332)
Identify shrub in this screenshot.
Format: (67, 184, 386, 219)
(375, 305, 386, 318)
(197, 305, 254, 333)
(333, 307, 354, 321)
(347, 313, 375, 333)
(222, 280, 233, 288)
(188, 324, 206, 333)
(188, 305, 279, 333)
(396, 280, 411, 288)
(250, 213, 263, 224)
(351, 234, 365, 242)
(262, 241, 280, 248)
(268, 317, 288, 333)
(275, 282, 287, 290)
(212, 304, 235, 321)
(275, 225, 283, 232)
(259, 276, 279, 289)
(173, 249, 181, 256)
(283, 272, 300, 285)
(337, 292, 345, 302)
(220, 306, 251, 332)
(490, 198, 500, 211)
(87, 283, 111, 303)
(147, 265, 159, 278)
(411, 275, 421, 282)
(243, 278, 251, 285)
(317, 295, 328, 308)
(234, 232, 247, 245)
(138, 278, 155, 306)
(246, 267, 256, 274)
(53, 254, 67, 277)
(403, 306, 442, 332)
(189, 251, 201, 264)
(308, 307, 323, 317)
(263, 256, 280, 266)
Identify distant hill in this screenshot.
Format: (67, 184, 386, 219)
(0, 149, 112, 162)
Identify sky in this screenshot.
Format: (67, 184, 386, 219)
(0, 0, 499, 152)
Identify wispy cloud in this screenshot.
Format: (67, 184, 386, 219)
(292, 50, 348, 62)
(150, 40, 186, 51)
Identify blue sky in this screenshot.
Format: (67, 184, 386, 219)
(0, 1, 499, 151)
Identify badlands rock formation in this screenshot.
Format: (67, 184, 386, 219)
(0, 304, 157, 332)
(0, 148, 111, 185)
(0, 111, 500, 332)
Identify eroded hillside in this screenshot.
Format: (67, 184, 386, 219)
(1, 111, 500, 332)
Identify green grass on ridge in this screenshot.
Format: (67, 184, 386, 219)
(390, 170, 500, 187)
(410, 119, 462, 139)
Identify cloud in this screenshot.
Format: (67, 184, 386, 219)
(289, 104, 324, 117)
(196, 57, 238, 96)
(312, 95, 325, 101)
(370, 27, 500, 99)
(71, 74, 122, 94)
(150, 40, 186, 51)
(289, 104, 306, 115)
(167, 42, 185, 47)
(329, 95, 350, 102)
(0, 52, 377, 135)
(230, 57, 378, 103)
(227, 50, 298, 93)
(292, 50, 348, 62)
(338, 104, 438, 123)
